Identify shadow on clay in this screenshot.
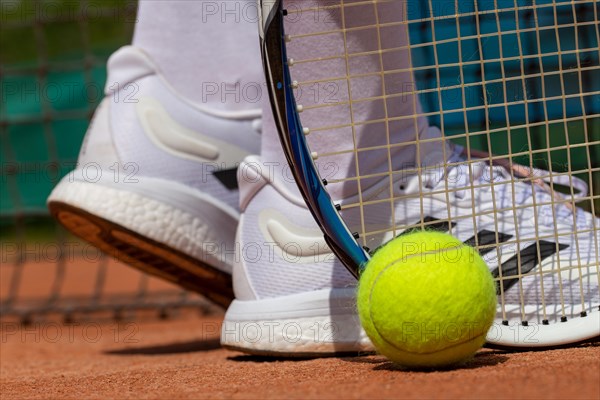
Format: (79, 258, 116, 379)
(370, 349, 509, 372)
(227, 350, 368, 363)
(104, 338, 221, 355)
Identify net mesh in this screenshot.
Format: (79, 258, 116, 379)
(1, 0, 214, 323)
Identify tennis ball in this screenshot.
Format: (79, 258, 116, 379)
(357, 231, 497, 368)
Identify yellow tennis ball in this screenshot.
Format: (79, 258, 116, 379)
(357, 231, 497, 368)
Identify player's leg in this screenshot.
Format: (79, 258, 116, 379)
(223, 0, 599, 354)
(47, 0, 264, 307)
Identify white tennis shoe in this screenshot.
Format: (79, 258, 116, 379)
(222, 147, 599, 355)
(47, 46, 261, 307)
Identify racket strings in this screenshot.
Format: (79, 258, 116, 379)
(484, 0, 592, 318)
(291, 23, 599, 71)
(315, 140, 600, 170)
(285, 0, 589, 28)
(283, 0, 599, 321)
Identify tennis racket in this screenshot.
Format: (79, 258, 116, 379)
(259, 0, 599, 348)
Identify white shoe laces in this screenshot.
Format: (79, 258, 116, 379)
(430, 145, 592, 228)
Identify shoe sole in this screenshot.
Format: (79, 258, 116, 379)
(47, 178, 235, 308)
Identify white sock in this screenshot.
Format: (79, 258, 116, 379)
(133, 0, 264, 113)
(261, 0, 452, 199)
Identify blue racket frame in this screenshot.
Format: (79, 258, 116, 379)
(260, 0, 369, 278)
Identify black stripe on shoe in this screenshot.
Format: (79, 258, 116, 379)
(213, 167, 239, 190)
(464, 230, 513, 255)
(492, 240, 569, 294)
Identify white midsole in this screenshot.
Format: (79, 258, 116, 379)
(221, 288, 373, 354)
(48, 171, 239, 273)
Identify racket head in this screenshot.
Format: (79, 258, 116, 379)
(259, 0, 599, 348)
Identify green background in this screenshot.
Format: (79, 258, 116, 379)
(1, 0, 136, 217)
(1, 0, 598, 221)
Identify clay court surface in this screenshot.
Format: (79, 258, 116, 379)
(1, 258, 599, 399)
(1, 314, 598, 399)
